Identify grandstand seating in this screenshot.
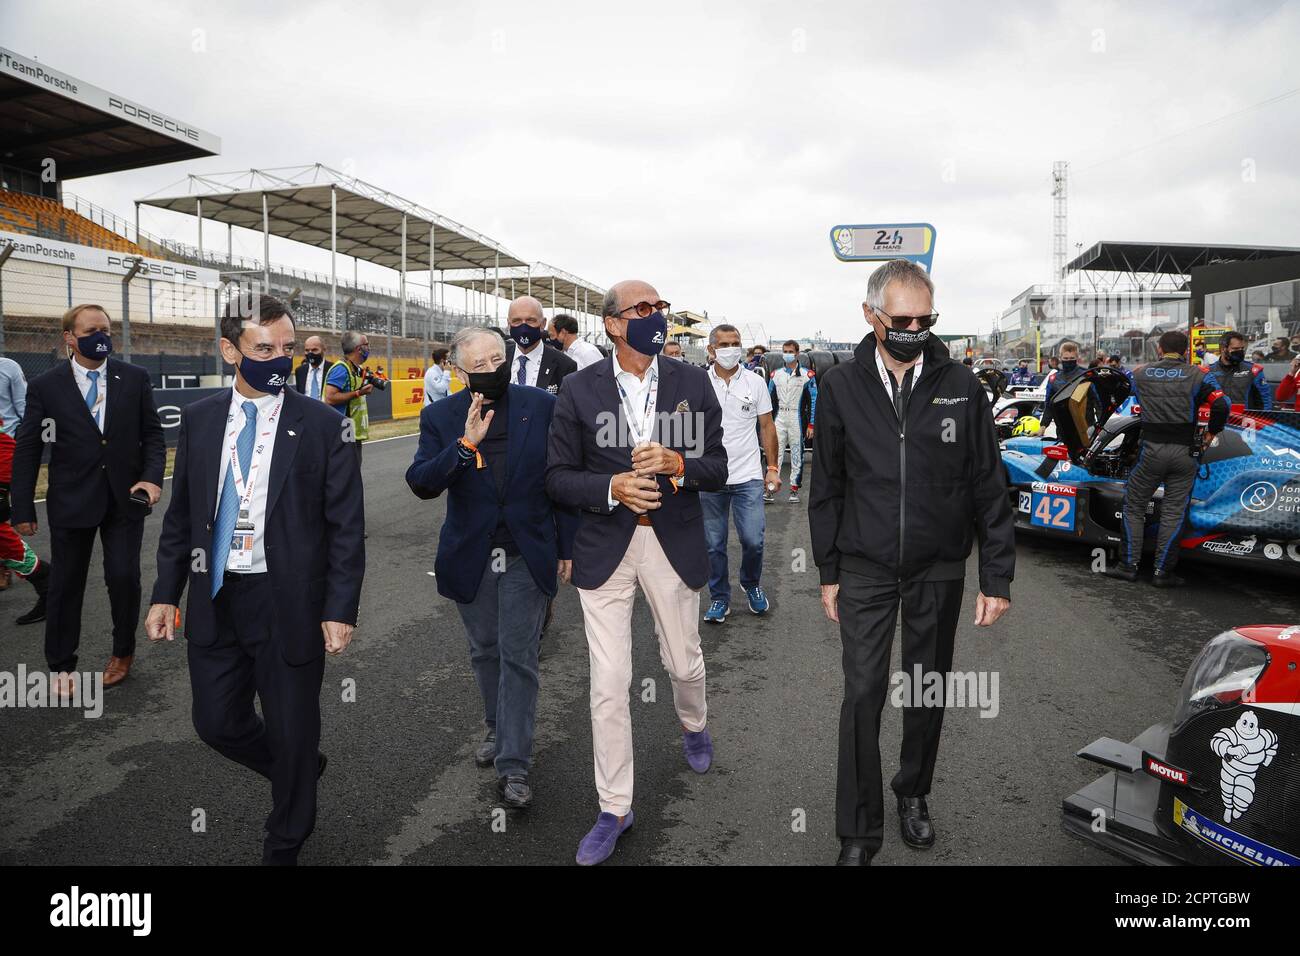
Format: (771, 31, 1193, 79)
(0, 189, 148, 256)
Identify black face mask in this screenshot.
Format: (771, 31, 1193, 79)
(465, 361, 509, 400)
(1061, 359, 1079, 372)
(879, 327, 929, 363)
(306, 352, 324, 367)
(1225, 349, 1246, 364)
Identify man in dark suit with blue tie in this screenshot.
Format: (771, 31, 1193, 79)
(406, 325, 576, 809)
(145, 293, 365, 865)
(546, 279, 728, 865)
(10, 304, 165, 697)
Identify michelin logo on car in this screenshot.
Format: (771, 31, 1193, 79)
(1210, 710, 1278, 823)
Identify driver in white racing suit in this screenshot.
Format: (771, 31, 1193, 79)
(768, 340, 816, 503)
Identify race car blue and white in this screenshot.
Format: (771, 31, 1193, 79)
(999, 365, 1300, 576)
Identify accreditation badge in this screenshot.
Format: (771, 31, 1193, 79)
(229, 510, 255, 572)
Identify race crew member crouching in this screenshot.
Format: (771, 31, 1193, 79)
(1208, 331, 1272, 410)
(1106, 330, 1229, 588)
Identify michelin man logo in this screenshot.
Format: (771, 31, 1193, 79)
(1210, 710, 1278, 823)
(833, 227, 854, 257)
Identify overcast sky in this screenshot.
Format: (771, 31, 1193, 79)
(4, 0, 1299, 342)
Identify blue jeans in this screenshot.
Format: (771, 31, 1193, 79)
(700, 479, 766, 604)
(455, 553, 548, 776)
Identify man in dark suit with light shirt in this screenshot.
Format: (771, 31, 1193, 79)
(145, 293, 365, 866)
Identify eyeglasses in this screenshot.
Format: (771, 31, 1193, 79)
(873, 308, 939, 330)
(617, 300, 671, 318)
(243, 342, 293, 358)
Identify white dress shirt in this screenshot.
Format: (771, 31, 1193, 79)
(302, 362, 326, 401)
(214, 387, 282, 574)
(708, 364, 771, 484)
(512, 342, 543, 388)
(70, 356, 108, 432)
(607, 353, 660, 508)
(567, 338, 604, 371)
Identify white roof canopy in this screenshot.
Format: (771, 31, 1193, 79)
(137, 163, 525, 272)
(442, 262, 605, 314)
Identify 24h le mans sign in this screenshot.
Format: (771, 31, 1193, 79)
(829, 222, 936, 272)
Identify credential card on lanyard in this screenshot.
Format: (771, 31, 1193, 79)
(618, 365, 659, 447)
(225, 397, 282, 569)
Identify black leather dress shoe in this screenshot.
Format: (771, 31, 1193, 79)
(498, 773, 532, 809)
(1152, 569, 1185, 588)
(898, 796, 935, 849)
(474, 730, 497, 768)
(1104, 563, 1138, 582)
(836, 839, 873, 866)
(15, 597, 46, 625)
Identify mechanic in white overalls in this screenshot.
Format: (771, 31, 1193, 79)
(768, 340, 816, 503)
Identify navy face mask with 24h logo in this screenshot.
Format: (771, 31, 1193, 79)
(625, 311, 668, 357)
(239, 353, 293, 395)
(76, 330, 113, 360)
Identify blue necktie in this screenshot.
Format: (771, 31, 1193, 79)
(210, 401, 260, 597)
(310, 369, 320, 400)
(516, 355, 527, 385)
(85, 370, 99, 426)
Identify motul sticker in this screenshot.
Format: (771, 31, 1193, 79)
(1143, 754, 1191, 787)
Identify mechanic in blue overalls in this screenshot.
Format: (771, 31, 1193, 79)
(1105, 329, 1229, 587)
(1207, 331, 1273, 410)
(1038, 341, 1087, 434)
(1009, 358, 1035, 387)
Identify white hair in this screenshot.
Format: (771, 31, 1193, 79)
(864, 259, 935, 310)
(450, 326, 504, 367)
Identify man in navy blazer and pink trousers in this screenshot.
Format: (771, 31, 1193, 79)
(546, 279, 728, 865)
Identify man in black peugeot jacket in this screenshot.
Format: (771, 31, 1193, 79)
(808, 259, 1015, 866)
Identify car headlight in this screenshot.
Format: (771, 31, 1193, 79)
(1171, 630, 1270, 733)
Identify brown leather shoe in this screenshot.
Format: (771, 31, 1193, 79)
(103, 655, 133, 688)
(54, 671, 78, 700)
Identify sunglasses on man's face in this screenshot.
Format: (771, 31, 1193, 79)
(874, 308, 939, 330)
(617, 300, 671, 319)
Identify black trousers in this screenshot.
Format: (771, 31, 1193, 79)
(187, 572, 326, 865)
(44, 506, 145, 672)
(835, 572, 963, 847)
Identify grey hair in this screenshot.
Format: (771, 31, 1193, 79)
(341, 329, 364, 354)
(601, 288, 619, 318)
(708, 323, 740, 346)
(450, 326, 504, 367)
(863, 259, 935, 311)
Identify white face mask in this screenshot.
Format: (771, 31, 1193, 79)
(713, 346, 743, 369)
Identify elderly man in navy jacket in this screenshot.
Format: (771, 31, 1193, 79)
(407, 326, 576, 810)
(546, 279, 728, 865)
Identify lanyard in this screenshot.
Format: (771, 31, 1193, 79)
(873, 349, 923, 400)
(615, 362, 659, 445)
(225, 396, 282, 515)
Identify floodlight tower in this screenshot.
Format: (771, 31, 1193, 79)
(1052, 161, 1069, 288)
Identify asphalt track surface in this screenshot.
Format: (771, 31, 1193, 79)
(2, 433, 1298, 866)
